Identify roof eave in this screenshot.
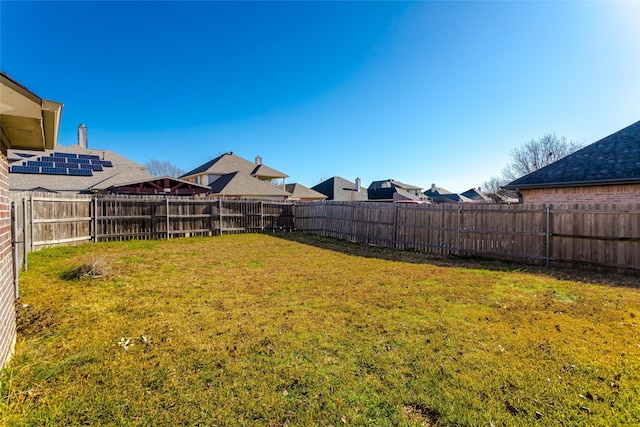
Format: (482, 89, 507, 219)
(503, 178, 640, 190)
(0, 73, 62, 151)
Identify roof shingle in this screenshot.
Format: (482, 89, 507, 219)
(504, 120, 640, 189)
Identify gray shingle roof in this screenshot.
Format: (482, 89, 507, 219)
(285, 183, 327, 200)
(181, 152, 287, 179)
(9, 143, 155, 193)
(504, 120, 640, 189)
(311, 177, 368, 201)
(209, 172, 291, 198)
(367, 187, 421, 201)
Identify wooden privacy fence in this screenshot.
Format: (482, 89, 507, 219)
(9, 194, 640, 274)
(10, 193, 294, 270)
(294, 201, 640, 274)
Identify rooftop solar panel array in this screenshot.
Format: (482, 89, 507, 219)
(10, 151, 114, 176)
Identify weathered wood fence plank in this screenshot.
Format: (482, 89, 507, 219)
(10, 193, 295, 268)
(293, 201, 640, 274)
(9, 193, 640, 274)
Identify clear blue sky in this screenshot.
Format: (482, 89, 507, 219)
(2, 1, 639, 192)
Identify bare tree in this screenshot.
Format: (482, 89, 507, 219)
(481, 133, 584, 202)
(501, 134, 584, 182)
(144, 159, 185, 178)
(481, 175, 508, 194)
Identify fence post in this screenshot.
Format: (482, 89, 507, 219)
(323, 201, 328, 238)
(93, 197, 98, 242)
(456, 207, 462, 256)
(393, 203, 399, 250)
(11, 202, 19, 298)
(218, 198, 223, 236)
(545, 206, 550, 268)
(22, 197, 27, 271)
(351, 203, 356, 242)
(209, 201, 214, 236)
(165, 197, 170, 240)
(260, 201, 264, 232)
(29, 194, 34, 253)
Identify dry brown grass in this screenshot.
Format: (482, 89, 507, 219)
(2, 233, 639, 426)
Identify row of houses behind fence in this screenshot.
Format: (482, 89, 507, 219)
(9, 119, 640, 205)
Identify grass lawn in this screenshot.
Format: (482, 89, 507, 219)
(1, 233, 639, 426)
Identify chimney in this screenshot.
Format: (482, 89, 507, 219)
(78, 124, 88, 148)
(355, 177, 361, 192)
(255, 155, 262, 165)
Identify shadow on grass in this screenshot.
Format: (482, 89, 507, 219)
(272, 232, 640, 289)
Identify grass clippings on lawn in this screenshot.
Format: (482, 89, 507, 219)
(1, 233, 639, 426)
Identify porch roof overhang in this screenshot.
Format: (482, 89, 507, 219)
(0, 72, 63, 151)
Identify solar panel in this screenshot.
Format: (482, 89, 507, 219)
(52, 152, 79, 159)
(80, 164, 103, 171)
(26, 161, 54, 168)
(67, 163, 81, 169)
(11, 166, 40, 174)
(53, 162, 68, 168)
(98, 160, 113, 167)
(42, 167, 68, 175)
(79, 154, 100, 160)
(69, 169, 93, 176)
(68, 158, 90, 165)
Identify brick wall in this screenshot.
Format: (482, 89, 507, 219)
(521, 184, 640, 204)
(0, 142, 16, 369)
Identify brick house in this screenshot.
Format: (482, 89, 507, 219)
(0, 73, 62, 368)
(503, 121, 640, 204)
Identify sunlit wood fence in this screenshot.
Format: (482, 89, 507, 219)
(9, 193, 294, 270)
(293, 201, 640, 274)
(9, 193, 640, 274)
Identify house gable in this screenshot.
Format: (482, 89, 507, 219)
(181, 152, 288, 186)
(312, 176, 368, 201)
(209, 171, 291, 200)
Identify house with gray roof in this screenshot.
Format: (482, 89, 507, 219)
(367, 179, 429, 203)
(503, 120, 640, 204)
(311, 177, 368, 201)
(208, 171, 291, 200)
(424, 184, 474, 203)
(285, 183, 327, 202)
(8, 132, 156, 194)
(181, 152, 288, 190)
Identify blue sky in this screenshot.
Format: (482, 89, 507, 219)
(2, 1, 639, 192)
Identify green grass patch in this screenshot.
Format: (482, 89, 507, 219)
(2, 233, 639, 426)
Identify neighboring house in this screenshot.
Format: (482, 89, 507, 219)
(208, 171, 292, 200)
(424, 184, 474, 203)
(1, 72, 62, 368)
(367, 179, 429, 203)
(105, 176, 210, 196)
(503, 120, 640, 204)
(9, 126, 156, 194)
(311, 177, 368, 202)
(285, 183, 327, 202)
(460, 188, 493, 203)
(181, 152, 288, 190)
